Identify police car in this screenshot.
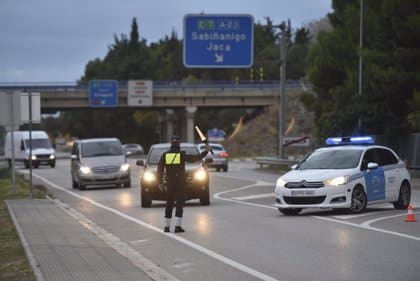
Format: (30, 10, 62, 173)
(274, 136, 412, 215)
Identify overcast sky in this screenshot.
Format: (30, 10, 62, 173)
(0, 0, 332, 83)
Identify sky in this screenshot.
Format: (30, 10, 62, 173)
(0, 0, 332, 83)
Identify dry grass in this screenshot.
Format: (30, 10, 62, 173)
(0, 168, 44, 281)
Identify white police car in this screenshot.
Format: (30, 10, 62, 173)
(274, 136, 412, 215)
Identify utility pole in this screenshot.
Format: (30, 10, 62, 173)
(358, 0, 363, 132)
(276, 21, 287, 159)
(28, 92, 33, 198)
(9, 92, 16, 193)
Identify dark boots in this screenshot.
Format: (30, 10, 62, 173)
(174, 226, 185, 233)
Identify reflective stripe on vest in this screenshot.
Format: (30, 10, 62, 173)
(165, 153, 181, 165)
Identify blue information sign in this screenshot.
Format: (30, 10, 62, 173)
(183, 14, 254, 68)
(89, 80, 118, 107)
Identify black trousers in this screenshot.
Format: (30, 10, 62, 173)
(165, 177, 185, 218)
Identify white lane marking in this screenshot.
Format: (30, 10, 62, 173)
(28, 171, 280, 281)
(130, 239, 150, 245)
(52, 198, 180, 281)
(314, 215, 420, 241)
(213, 172, 276, 184)
(361, 211, 420, 227)
(214, 181, 277, 210)
(332, 203, 420, 219)
(232, 192, 275, 200)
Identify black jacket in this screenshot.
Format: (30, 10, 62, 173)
(157, 145, 208, 184)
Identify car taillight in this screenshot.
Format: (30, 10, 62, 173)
(220, 152, 228, 158)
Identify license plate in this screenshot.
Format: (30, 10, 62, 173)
(291, 190, 315, 196)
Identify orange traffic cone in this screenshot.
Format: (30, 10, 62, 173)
(405, 205, 417, 222)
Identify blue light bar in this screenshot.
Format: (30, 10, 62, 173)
(325, 136, 374, 145)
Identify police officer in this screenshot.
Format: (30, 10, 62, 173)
(157, 135, 210, 233)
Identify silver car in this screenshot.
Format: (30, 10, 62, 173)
(122, 143, 144, 157)
(70, 138, 131, 190)
(198, 143, 229, 172)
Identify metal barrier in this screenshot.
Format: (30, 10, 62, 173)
(255, 157, 299, 168)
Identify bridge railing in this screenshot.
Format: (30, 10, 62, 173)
(0, 80, 309, 92)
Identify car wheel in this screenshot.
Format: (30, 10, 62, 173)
(7, 160, 11, 169)
(222, 165, 228, 172)
(200, 190, 210, 205)
(216, 167, 221, 172)
(78, 182, 86, 191)
(50, 161, 56, 168)
(393, 181, 411, 210)
(349, 185, 367, 214)
(24, 160, 29, 169)
(278, 208, 302, 216)
(124, 180, 131, 188)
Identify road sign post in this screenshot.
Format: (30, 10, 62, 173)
(89, 80, 118, 107)
(183, 14, 254, 68)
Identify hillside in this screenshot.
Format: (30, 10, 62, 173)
(223, 90, 315, 159)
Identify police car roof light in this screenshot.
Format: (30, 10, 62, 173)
(325, 136, 374, 145)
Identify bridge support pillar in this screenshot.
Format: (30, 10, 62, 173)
(159, 107, 196, 143)
(185, 106, 197, 143)
(159, 109, 175, 142)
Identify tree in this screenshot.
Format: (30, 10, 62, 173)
(303, 0, 420, 137)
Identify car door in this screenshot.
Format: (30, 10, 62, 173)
(378, 148, 400, 200)
(362, 148, 386, 202)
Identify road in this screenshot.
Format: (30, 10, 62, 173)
(20, 158, 420, 281)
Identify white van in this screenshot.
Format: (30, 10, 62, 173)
(4, 130, 56, 168)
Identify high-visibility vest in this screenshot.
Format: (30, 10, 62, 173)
(165, 153, 181, 165)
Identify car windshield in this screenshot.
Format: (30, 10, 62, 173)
(125, 144, 139, 148)
(298, 149, 363, 170)
(82, 141, 123, 157)
(148, 146, 200, 164)
(25, 139, 52, 149)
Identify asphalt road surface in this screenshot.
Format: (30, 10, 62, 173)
(19, 158, 420, 281)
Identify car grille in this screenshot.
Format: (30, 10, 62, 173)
(36, 154, 51, 159)
(283, 196, 326, 205)
(285, 181, 324, 189)
(93, 166, 119, 174)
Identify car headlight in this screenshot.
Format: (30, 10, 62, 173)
(276, 178, 287, 187)
(31, 155, 37, 160)
(325, 176, 348, 186)
(49, 155, 55, 160)
(142, 170, 157, 183)
(80, 166, 91, 174)
(193, 168, 207, 181)
(120, 163, 130, 172)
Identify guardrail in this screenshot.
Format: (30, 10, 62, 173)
(255, 157, 299, 168)
(0, 80, 309, 91)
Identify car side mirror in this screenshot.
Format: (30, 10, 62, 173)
(290, 164, 298, 170)
(136, 160, 145, 166)
(367, 162, 379, 170)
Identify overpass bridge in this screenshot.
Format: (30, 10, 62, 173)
(0, 80, 308, 142)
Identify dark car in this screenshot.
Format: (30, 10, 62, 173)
(122, 143, 144, 157)
(136, 143, 212, 207)
(198, 143, 229, 172)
